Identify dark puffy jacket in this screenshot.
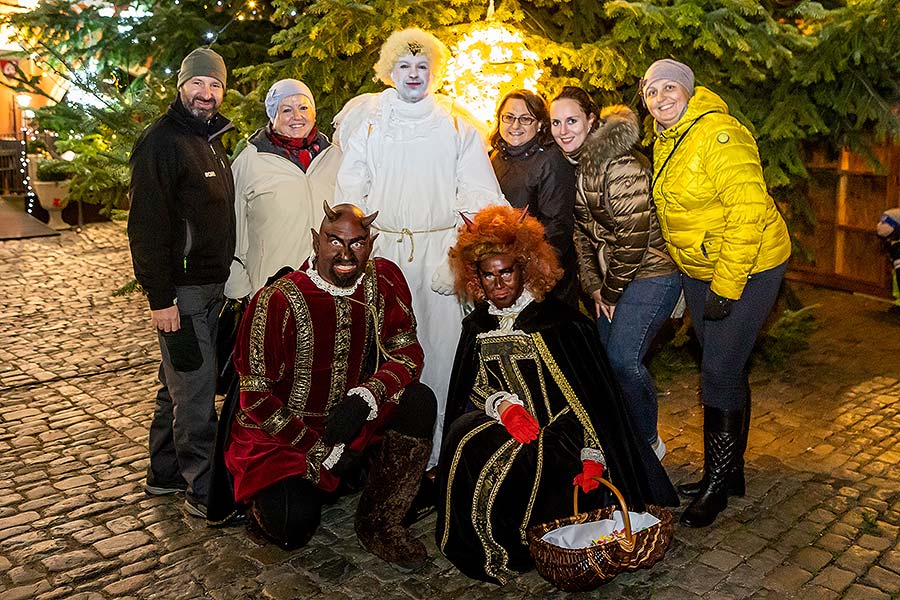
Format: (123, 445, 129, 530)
(491, 137, 579, 306)
(128, 96, 236, 310)
(571, 105, 676, 305)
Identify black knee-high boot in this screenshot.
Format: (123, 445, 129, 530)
(677, 402, 749, 498)
(680, 405, 744, 528)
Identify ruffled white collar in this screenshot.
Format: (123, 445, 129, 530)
(306, 258, 364, 297)
(487, 289, 535, 332)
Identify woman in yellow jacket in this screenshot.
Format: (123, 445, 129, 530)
(642, 59, 791, 528)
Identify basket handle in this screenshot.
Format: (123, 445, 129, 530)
(573, 477, 636, 552)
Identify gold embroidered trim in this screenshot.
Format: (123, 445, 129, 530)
(440, 420, 495, 550)
(384, 330, 417, 353)
(260, 405, 293, 437)
(364, 378, 387, 402)
(239, 374, 272, 393)
(476, 439, 522, 583)
(272, 279, 314, 417)
(518, 406, 569, 543)
(326, 297, 352, 413)
(247, 284, 278, 381)
(532, 333, 599, 446)
(305, 439, 328, 484)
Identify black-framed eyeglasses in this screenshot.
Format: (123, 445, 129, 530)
(500, 114, 536, 126)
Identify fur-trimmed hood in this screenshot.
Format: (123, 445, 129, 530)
(579, 104, 641, 173)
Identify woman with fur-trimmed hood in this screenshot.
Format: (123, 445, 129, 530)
(550, 88, 681, 460)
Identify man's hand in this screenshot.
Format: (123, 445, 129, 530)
(151, 305, 180, 332)
(322, 393, 371, 445)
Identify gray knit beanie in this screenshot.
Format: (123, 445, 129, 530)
(641, 59, 694, 97)
(177, 48, 227, 89)
(264, 79, 315, 120)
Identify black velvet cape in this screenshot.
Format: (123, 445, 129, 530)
(435, 296, 678, 584)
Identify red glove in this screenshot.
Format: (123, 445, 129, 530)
(573, 460, 605, 493)
(499, 404, 539, 444)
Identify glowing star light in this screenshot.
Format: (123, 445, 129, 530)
(443, 23, 543, 128)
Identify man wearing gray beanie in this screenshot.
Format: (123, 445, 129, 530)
(127, 46, 236, 520)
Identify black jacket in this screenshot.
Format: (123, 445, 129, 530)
(490, 138, 579, 306)
(128, 96, 236, 310)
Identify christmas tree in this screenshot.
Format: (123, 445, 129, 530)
(2, 0, 898, 216)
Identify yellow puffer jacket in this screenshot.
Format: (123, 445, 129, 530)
(651, 87, 791, 300)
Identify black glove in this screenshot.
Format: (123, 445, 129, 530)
(703, 291, 734, 321)
(322, 393, 371, 445)
(888, 239, 900, 262)
(329, 448, 362, 478)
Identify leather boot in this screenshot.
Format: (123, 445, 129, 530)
(355, 430, 432, 572)
(680, 405, 744, 528)
(677, 401, 749, 498)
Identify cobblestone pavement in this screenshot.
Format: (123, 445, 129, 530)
(1, 223, 899, 600)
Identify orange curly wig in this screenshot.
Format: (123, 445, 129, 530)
(449, 205, 562, 303)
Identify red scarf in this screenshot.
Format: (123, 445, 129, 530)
(266, 126, 321, 171)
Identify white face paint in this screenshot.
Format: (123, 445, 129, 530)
(389, 53, 433, 103)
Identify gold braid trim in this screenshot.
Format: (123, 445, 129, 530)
(531, 333, 599, 446)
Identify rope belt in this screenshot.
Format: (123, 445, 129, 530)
(372, 224, 455, 262)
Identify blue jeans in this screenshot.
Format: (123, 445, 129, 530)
(681, 262, 787, 411)
(598, 272, 682, 446)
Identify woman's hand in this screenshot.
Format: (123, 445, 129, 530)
(498, 404, 539, 444)
(592, 290, 615, 322)
(573, 460, 605, 492)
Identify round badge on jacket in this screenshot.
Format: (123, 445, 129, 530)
(716, 132, 730, 144)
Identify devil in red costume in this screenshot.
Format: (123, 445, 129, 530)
(216, 203, 435, 572)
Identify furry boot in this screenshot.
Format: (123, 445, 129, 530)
(680, 405, 744, 528)
(355, 430, 432, 572)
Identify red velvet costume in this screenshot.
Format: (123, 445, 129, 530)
(225, 257, 423, 502)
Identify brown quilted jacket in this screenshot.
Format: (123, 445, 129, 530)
(571, 105, 676, 305)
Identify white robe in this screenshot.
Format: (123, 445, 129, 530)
(334, 89, 506, 466)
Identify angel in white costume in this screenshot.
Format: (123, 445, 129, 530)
(333, 28, 506, 468)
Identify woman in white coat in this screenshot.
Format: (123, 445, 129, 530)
(225, 79, 343, 299)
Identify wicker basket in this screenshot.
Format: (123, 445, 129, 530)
(527, 477, 674, 592)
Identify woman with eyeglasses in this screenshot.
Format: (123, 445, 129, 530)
(489, 89, 579, 307)
(641, 59, 790, 528)
(549, 86, 680, 466)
